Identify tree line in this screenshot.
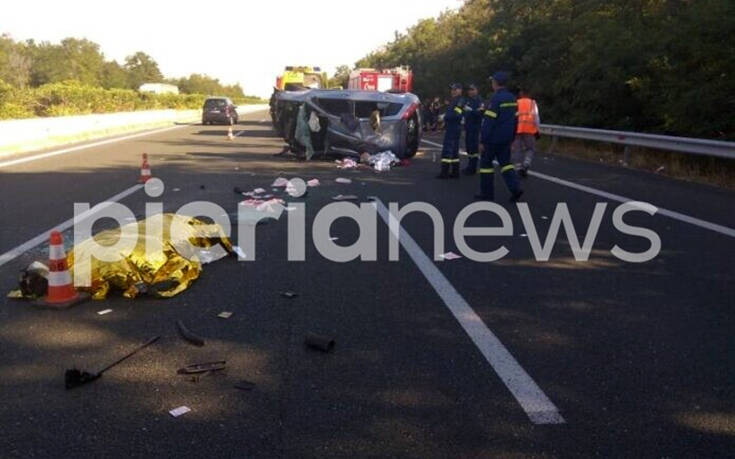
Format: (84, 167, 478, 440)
(0, 34, 250, 99)
(356, 0, 734, 140)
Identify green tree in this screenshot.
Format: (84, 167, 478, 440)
(100, 60, 129, 89)
(328, 65, 351, 89)
(124, 51, 163, 89)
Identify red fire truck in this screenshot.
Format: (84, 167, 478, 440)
(348, 67, 413, 93)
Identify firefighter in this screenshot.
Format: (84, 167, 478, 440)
(437, 83, 465, 179)
(462, 83, 483, 175)
(476, 72, 523, 201)
(512, 88, 540, 177)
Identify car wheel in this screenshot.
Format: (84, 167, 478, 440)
(403, 113, 420, 158)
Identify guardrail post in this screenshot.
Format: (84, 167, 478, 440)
(623, 145, 631, 166)
(549, 135, 558, 154)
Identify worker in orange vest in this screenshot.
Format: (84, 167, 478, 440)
(512, 89, 540, 177)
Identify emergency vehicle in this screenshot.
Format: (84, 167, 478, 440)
(347, 67, 413, 93)
(275, 66, 328, 91)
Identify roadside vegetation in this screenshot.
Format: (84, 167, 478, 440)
(357, 0, 734, 141)
(0, 35, 264, 119)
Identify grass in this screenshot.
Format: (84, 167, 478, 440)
(537, 136, 735, 190)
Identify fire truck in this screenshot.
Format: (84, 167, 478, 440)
(347, 67, 413, 93)
(274, 66, 328, 91)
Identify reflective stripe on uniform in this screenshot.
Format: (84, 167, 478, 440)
(484, 110, 497, 118)
(441, 158, 460, 163)
(479, 168, 495, 173)
(466, 154, 480, 158)
(500, 102, 518, 108)
(454, 107, 463, 114)
(501, 164, 515, 172)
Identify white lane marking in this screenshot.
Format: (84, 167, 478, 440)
(0, 184, 143, 268)
(421, 139, 735, 238)
(0, 124, 190, 169)
(370, 197, 565, 425)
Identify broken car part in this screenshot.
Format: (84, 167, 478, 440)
(65, 336, 160, 389)
(177, 361, 226, 375)
(176, 320, 205, 347)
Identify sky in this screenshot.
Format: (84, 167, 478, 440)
(1, 0, 461, 97)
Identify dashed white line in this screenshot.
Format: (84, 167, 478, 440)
(370, 196, 565, 425)
(0, 184, 143, 268)
(421, 139, 735, 238)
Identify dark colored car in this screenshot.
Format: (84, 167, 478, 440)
(269, 89, 421, 159)
(202, 97, 238, 125)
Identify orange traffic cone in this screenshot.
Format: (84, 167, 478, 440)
(138, 153, 152, 183)
(227, 126, 234, 140)
(37, 231, 88, 309)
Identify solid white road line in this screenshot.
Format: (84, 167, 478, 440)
(0, 184, 143, 268)
(0, 124, 190, 169)
(421, 139, 735, 238)
(370, 197, 565, 425)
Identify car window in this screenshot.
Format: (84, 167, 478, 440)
(314, 98, 352, 116)
(354, 101, 403, 118)
(204, 99, 227, 108)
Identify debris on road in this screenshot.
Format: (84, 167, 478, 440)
(177, 361, 226, 375)
(254, 187, 266, 194)
(232, 246, 247, 259)
(66, 214, 233, 299)
(439, 252, 462, 260)
(7, 261, 48, 300)
(332, 194, 359, 201)
(335, 177, 352, 184)
(336, 158, 358, 169)
(65, 336, 160, 389)
(217, 311, 233, 319)
(169, 406, 191, 418)
(176, 320, 205, 347)
(271, 177, 289, 187)
(541, 216, 549, 220)
(307, 178, 320, 187)
(97, 309, 113, 315)
(234, 380, 256, 391)
(304, 332, 335, 352)
(280, 291, 298, 299)
(519, 233, 528, 238)
(364, 151, 398, 171)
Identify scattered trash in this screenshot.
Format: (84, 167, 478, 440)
(177, 361, 226, 375)
(262, 194, 273, 199)
(335, 177, 352, 184)
(366, 151, 398, 171)
(65, 336, 160, 389)
(217, 311, 233, 319)
(304, 332, 335, 353)
(97, 309, 112, 315)
(335, 158, 357, 169)
(232, 246, 247, 259)
(177, 320, 205, 347)
(7, 261, 48, 300)
(254, 188, 266, 194)
(439, 252, 462, 260)
(307, 178, 320, 187)
(234, 380, 256, 391)
(172, 188, 181, 192)
(271, 177, 289, 187)
(280, 291, 298, 299)
(332, 194, 359, 201)
(169, 406, 191, 418)
(65, 214, 233, 299)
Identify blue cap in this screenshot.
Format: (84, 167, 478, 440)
(489, 71, 509, 85)
(449, 83, 463, 90)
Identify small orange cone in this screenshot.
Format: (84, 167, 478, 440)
(227, 126, 234, 140)
(138, 153, 152, 183)
(36, 231, 88, 309)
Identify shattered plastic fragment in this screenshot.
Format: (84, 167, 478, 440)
(218, 311, 233, 319)
(280, 291, 298, 298)
(519, 234, 528, 237)
(439, 252, 462, 260)
(253, 188, 266, 194)
(336, 159, 357, 169)
(335, 178, 352, 184)
(169, 406, 191, 417)
(541, 216, 549, 220)
(307, 179, 320, 187)
(271, 177, 289, 187)
(97, 309, 112, 315)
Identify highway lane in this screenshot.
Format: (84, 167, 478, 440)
(0, 109, 733, 457)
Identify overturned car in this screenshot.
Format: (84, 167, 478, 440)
(270, 89, 421, 160)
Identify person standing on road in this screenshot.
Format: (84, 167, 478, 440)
(437, 83, 465, 179)
(512, 88, 540, 177)
(462, 83, 484, 175)
(476, 72, 523, 201)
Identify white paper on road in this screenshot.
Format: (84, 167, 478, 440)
(335, 178, 352, 184)
(169, 406, 191, 417)
(217, 311, 233, 319)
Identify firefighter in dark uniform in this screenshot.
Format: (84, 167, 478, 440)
(477, 72, 523, 201)
(462, 83, 483, 175)
(437, 83, 465, 179)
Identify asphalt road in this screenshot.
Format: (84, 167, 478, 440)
(0, 109, 733, 458)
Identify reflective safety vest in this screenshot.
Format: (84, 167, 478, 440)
(516, 97, 539, 134)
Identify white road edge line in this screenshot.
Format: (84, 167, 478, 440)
(421, 139, 735, 238)
(0, 124, 190, 169)
(0, 184, 143, 268)
(370, 196, 565, 425)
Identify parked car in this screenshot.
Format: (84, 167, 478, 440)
(202, 97, 238, 125)
(270, 89, 421, 159)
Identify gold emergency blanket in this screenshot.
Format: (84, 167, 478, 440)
(68, 213, 233, 299)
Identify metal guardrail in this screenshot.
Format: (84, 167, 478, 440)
(539, 124, 735, 161)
